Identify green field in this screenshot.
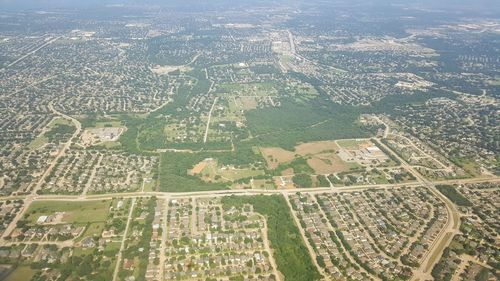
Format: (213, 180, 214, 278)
(198, 159, 264, 182)
(336, 139, 367, 148)
(436, 185, 472, 206)
(4, 266, 36, 281)
(25, 200, 111, 224)
(95, 140, 122, 149)
(217, 82, 278, 97)
(78, 222, 106, 241)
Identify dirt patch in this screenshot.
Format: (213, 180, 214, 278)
(189, 160, 209, 175)
(260, 147, 295, 169)
(281, 168, 294, 176)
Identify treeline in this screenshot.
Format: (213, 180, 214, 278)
(372, 138, 401, 165)
(221, 195, 321, 281)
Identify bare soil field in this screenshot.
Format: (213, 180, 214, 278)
(261, 140, 351, 174)
(189, 160, 209, 175)
(260, 147, 296, 169)
(80, 127, 124, 147)
(295, 140, 339, 155)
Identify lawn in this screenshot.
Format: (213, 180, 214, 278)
(25, 200, 111, 224)
(77, 222, 106, 241)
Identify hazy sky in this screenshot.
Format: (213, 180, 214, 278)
(0, 0, 499, 15)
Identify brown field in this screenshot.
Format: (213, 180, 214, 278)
(307, 153, 351, 174)
(281, 168, 294, 176)
(260, 147, 295, 169)
(239, 96, 258, 110)
(295, 140, 339, 155)
(261, 140, 351, 174)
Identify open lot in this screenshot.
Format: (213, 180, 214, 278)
(261, 140, 358, 174)
(25, 200, 111, 224)
(189, 158, 264, 182)
(260, 147, 296, 169)
(4, 266, 36, 281)
(80, 127, 125, 147)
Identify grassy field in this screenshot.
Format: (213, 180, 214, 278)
(436, 185, 472, 206)
(336, 139, 369, 149)
(4, 266, 36, 281)
(25, 200, 111, 224)
(95, 140, 122, 149)
(217, 82, 278, 97)
(453, 158, 481, 177)
(142, 178, 156, 192)
(191, 158, 264, 183)
(251, 179, 275, 189)
(425, 232, 454, 272)
(78, 222, 106, 241)
(219, 167, 264, 181)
